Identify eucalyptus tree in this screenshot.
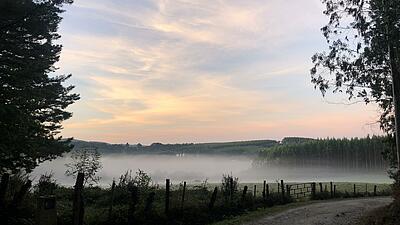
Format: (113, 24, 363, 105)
(311, 0, 400, 170)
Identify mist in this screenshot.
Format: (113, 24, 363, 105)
(32, 154, 391, 186)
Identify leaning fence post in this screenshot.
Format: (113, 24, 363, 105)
(209, 187, 218, 210)
(374, 185, 377, 196)
(0, 173, 10, 209)
(73, 173, 84, 225)
(108, 180, 116, 221)
(280, 180, 285, 200)
(181, 181, 186, 213)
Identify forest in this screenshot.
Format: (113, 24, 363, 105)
(255, 136, 390, 170)
(71, 139, 278, 155)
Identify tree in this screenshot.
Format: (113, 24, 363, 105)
(311, 0, 400, 171)
(65, 148, 102, 186)
(0, 0, 79, 174)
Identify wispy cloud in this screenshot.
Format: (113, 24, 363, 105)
(58, 0, 382, 143)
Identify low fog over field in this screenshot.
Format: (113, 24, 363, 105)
(33, 154, 390, 186)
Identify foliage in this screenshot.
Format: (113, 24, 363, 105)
(311, 0, 399, 135)
(117, 169, 152, 190)
(257, 136, 389, 169)
(221, 174, 239, 198)
(65, 148, 102, 186)
(71, 139, 278, 155)
(0, 0, 79, 174)
(35, 172, 58, 195)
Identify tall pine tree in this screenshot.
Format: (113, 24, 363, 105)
(0, 0, 79, 173)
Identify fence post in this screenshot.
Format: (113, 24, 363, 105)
(353, 184, 356, 196)
(36, 196, 57, 225)
(374, 185, 377, 196)
(128, 185, 138, 225)
(330, 182, 333, 198)
(280, 180, 285, 200)
(229, 177, 234, 202)
(266, 183, 269, 198)
(242, 186, 248, 201)
(253, 185, 257, 198)
(286, 185, 290, 198)
(0, 173, 10, 209)
(144, 192, 155, 216)
(262, 180, 266, 199)
(319, 183, 323, 193)
(209, 187, 218, 210)
(311, 182, 316, 199)
(165, 179, 170, 215)
(333, 185, 336, 197)
(365, 184, 368, 196)
(73, 173, 84, 225)
(181, 181, 186, 213)
(108, 180, 116, 221)
(11, 179, 32, 208)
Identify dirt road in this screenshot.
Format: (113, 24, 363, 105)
(243, 197, 392, 225)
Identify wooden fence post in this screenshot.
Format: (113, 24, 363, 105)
(209, 187, 218, 210)
(280, 180, 285, 200)
(229, 177, 234, 202)
(36, 196, 57, 225)
(311, 182, 316, 199)
(108, 180, 116, 221)
(11, 179, 31, 208)
(181, 181, 186, 213)
(262, 180, 266, 199)
(353, 184, 356, 196)
(286, 185, 290, 198)
(0, 173, 10, 209)
(73, 173, 84, 225)
(333, 185, 336, 197)
(144, 192, 156, 215)
(330, 182, 333, 198)
(165, 179, 170, 215)
(253, 185, 257, 198)
(266, 183, 269, 198)
(319, 183, 323, 193)
(242, 186, 248, 201)
(374, 185, 377, 196)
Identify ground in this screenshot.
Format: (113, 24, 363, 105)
(243, 197, 392, 225)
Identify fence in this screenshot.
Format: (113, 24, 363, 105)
(0, 173, 391, 225)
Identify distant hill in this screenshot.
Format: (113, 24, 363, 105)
(71, 139, 279, 155)
(281, 137, 315, 145)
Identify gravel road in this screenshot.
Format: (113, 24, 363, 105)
(243, 197, 392, 225)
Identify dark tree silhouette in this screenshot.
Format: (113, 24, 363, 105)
(311, 0, 400, 170)
(0, 0, 79, 173)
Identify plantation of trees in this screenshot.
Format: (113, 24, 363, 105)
(256, 136, 390, 170)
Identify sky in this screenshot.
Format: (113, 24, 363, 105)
(57, 0, 383, 144)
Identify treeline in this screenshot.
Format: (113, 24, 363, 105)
(71, 139, 278, 155)
(255, 136, 390, 170)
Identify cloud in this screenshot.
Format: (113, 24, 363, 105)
(58, 0, 382, 143)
